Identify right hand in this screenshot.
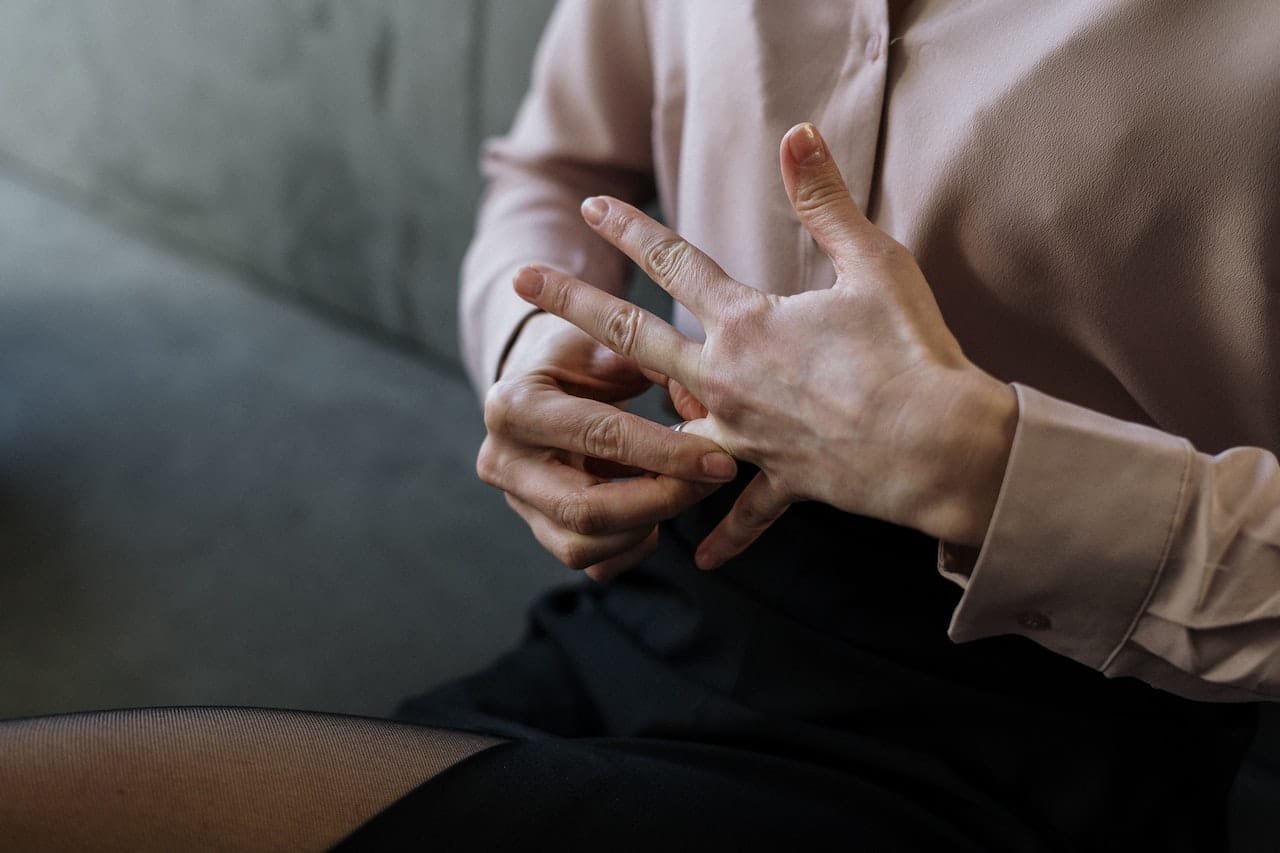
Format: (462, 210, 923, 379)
(477, 311, 737, 581)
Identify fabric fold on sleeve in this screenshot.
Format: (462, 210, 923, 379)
(940, 383, 1280, 701)
(459, 0, 657, 393)
(940, 383, 1194, 671)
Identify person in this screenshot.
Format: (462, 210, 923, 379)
(391, 0, 1279, 847)
(2, 1, 1276, 850)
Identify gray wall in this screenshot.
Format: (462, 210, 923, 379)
(0, 0, 558, 370)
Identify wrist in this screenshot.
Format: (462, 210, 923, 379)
(920, 371, 1018, 547)
(497, 311, 572, 381)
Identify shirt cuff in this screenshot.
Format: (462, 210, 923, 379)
(939, 383, 1194, 671)
(468, 281, 546, 393)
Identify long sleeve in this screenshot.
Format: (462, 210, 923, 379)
(459, 0, 657, 393)
(940, 384, 1280, 702)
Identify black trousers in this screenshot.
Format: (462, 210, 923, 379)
(349, 477, 1257, 852)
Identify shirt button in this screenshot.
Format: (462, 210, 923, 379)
(864, 33, 882, 61)
(1017, 612, 1052, 631)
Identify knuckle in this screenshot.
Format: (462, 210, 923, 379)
(791, 177, 848, 216)
(475, 439, 501, 484)
(736, 500, 774, 531)
(556, 537, 594, 571)
(581, 411, 627, 461)
(645, 237, 692, 282)
(608, 211, 639, 245)
(602, 306, 644, 357)
(556, 490, 607, 536)
(544, 272, 574, 318)
(738, 483, 789, 531)
(483, 379, 530, 435)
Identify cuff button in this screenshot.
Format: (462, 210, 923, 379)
(1017, 611, 1052, 631)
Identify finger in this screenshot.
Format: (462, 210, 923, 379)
(638, 366, 670, 388)
(669, 415, 735, 458)
(779, 123, 895, 275)
(577, 196, 752, 324)
(515, 266, 702, 392)
(695, 472, 792, 570)
(501, 457, 719, 537)
(506, 493, 654, 571)
(584, 527, 660, 583)
(582, 457, 647, 479)
(485, 379, 736, 482)
(668, 379, 708, 421)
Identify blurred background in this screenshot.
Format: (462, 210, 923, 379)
(0, 0, 570, 719)
(0, 2, 1273, 848)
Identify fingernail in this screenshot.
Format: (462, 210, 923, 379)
(701, 452, 736, 481)
(787, 123, 826, 166)
(581, 196, 608, 226)
(514, 267, 544, 299)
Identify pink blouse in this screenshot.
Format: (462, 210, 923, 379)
(460, 0, 1280, 702)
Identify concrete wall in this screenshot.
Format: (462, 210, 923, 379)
(0, 0, 558, 370)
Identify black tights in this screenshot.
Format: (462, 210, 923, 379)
(0, 707, 499, 851)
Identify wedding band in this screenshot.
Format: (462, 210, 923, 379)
(671, 420, 690, 433)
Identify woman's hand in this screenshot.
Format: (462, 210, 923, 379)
(513, 123, 1018, 569)
(477, 312, 737, 580)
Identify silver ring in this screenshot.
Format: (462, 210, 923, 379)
(671, 420, 690, 433)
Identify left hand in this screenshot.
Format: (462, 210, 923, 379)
(514, 123, 1018, 569)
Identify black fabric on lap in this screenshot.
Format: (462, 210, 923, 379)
(334, 737, 1006, 852)
(390, 474, 1257, 851)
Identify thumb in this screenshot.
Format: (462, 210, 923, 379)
(779, 123, 886, 275)
(673, 415, 734, 457)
